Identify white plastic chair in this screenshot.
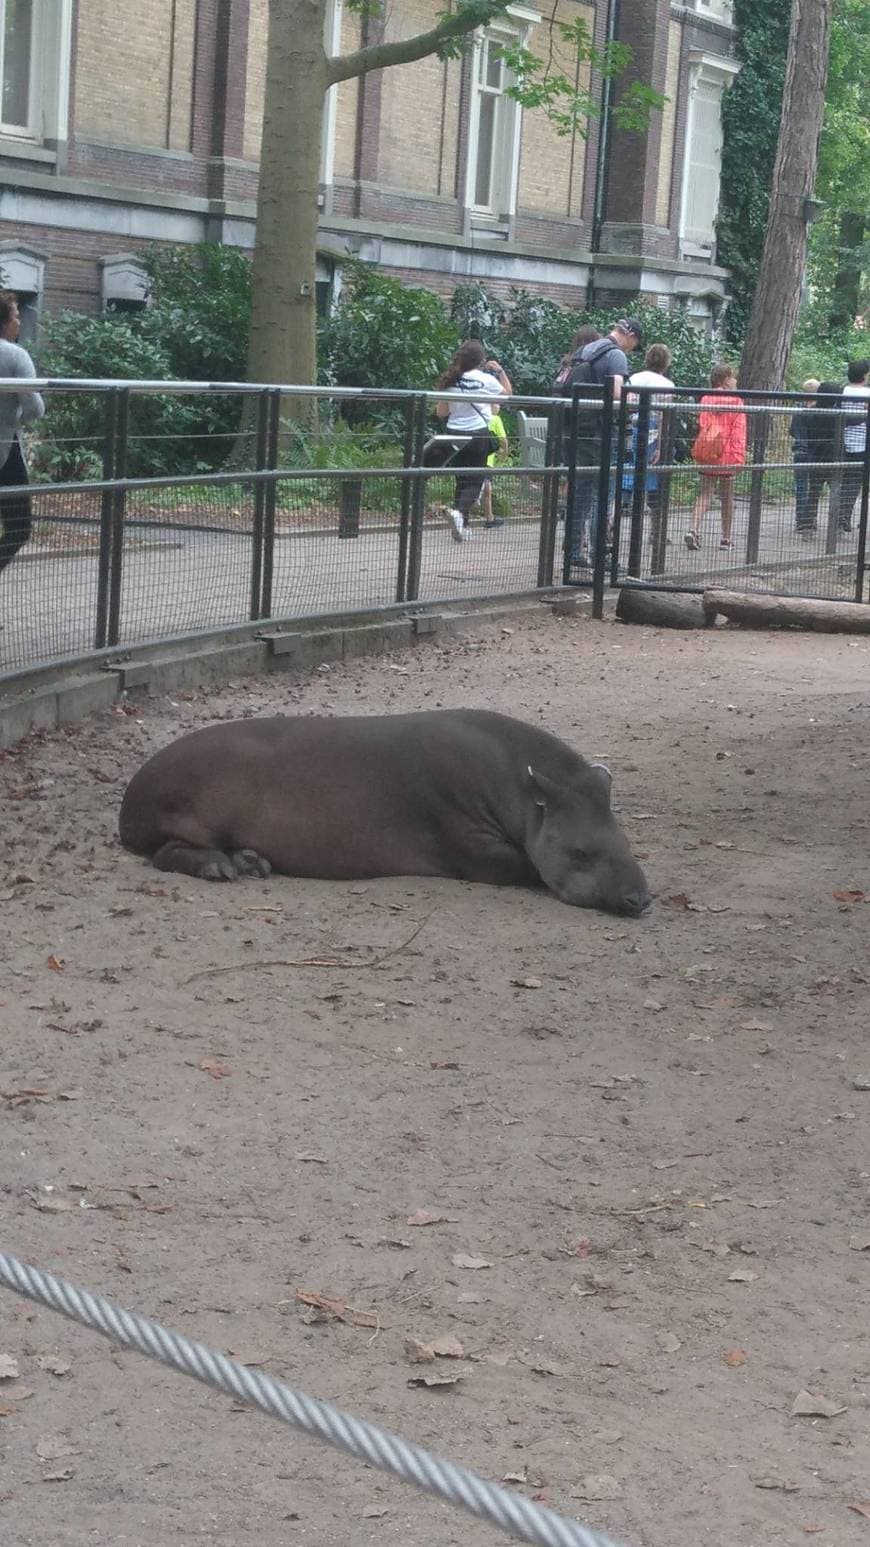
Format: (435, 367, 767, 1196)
(516, 411, 549, 469)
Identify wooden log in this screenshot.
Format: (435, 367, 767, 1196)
(704, 589, 870, 634)
(615, 586, 711, 629)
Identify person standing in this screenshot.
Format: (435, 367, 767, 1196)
(790, 377, 820, 534)
(626, 343, 675, 559)
(834, 358, 870, 535)
(0, 292, 45, 588)
(684, 362, 747, 551)
(561, 317, 643, 566)
(797, 382, 844, 538)
(430, 340, 512, 542)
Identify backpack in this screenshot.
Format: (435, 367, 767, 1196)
(691, 419, 724, 465)
(552, 339, 614, 397)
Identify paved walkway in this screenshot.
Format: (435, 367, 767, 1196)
(1, 493, 865, 680)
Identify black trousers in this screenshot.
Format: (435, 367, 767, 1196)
(423, 431, 498, 521)
(0, 438, 32, 577)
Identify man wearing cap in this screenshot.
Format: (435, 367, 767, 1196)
(564, 317, 643, 567)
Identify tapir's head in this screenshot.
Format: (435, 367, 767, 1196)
(525, 762, 652, 916)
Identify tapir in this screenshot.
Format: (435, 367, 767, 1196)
(118, 709, 651, 916)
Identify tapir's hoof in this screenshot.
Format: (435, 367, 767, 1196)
(201, 854, 240, 881)
(231, 849, 272, 879)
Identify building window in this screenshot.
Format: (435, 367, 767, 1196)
(467, 18, 531, 223)
(0, 242, 44, 341)
(679, 51, 739, 257)
(0, 0, 72, 144)
(695, 0, 734, 24)
(100, 255, 149, 314)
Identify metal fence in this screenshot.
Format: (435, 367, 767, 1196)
(0, 379, 868, 682)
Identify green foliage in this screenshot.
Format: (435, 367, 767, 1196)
(32, 312, 206, 480)
(449, 286, 718, 394)
(33, 244, 252, 478)
(717, 0, 792, 340)
(319, 260, 459, 400)
(787, 298, 868, 386)
(140, 244, 251, 382)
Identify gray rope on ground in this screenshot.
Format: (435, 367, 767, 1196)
(0, 1250, 627, 1547)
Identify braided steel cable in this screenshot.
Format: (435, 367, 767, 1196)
(0, 1250, 627, 1547)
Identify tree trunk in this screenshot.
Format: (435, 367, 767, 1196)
(739, 0, 834, 391)
(248, 0, 328, 410)
(829, 210, 866, 333)
(615, 587, 712, 629)
(704, 589, 870, 632)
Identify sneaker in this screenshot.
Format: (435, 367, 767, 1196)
(463, 525, 475, 539)
(447, 509, 464, 543)
(483, 518, 505, 529)
(719, 538, 732, 549)
(684, 531, 700, 551)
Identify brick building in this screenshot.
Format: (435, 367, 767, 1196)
(0, 0, 738, 343)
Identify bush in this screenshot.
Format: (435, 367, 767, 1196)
(787, 299, 868, 387)
(449, 286, 719, 394)
(33, 245, 252, 477)
(319, 260, 459, 405)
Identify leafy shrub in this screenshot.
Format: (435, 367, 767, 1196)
(450, 286, 719, 393)
(319, 260, 459, 404)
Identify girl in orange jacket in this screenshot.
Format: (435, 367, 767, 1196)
(684, 362, 747, 550)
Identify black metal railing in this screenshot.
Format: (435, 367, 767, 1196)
(1, 378, 868, 683)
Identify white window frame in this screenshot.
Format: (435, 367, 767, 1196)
(678, 50, 739, 257)
(694, 0, 734, 25)
(0, 0, 72, 146)
(100, 254, 150, 313)
(320, 0, 343, 198)
(465, 8, 539, 224)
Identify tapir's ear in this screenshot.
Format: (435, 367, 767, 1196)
(527, 765, 564, 809)
(589, 761, 613, 802)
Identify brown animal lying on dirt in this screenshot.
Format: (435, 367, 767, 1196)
(119, 708, 651, 917)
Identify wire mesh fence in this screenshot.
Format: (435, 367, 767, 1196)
(1, 378, 867, 682)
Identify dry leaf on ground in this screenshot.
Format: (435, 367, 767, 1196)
(849, 1233, 870, 1251)
(36, 1356, 71, 1377)
(728, 1269, 759, 1283)
(408, 1370, 464, 1389)
(294, 1289, 378, 1329)
(655, 1331, 682, 1353)
(0, 1355, 20, 1381)
(722, 1348, 748, 1367)
(406, 1210, 458, 1227)
(199, 1058, 231, 1079)
(790, 1389, 847, 1418)
(451, 1253, 492, 1270)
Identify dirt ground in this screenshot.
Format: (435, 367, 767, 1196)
(1, 612, 869, 1547)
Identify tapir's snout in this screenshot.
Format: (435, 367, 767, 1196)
(620, 889, 653, 917)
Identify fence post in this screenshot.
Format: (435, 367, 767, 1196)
(626, 389, 651, 580)
(250, 388, 270, 621)
(536, 404, 563, 589)
(744, 399, 769, 566)
(825, 404, 846, 558)
(94, 388, 122, 649)
(404, 395, 429, 603)
(650, 401, 676, 577)
(592, 378, 615, 620)
(105, 387, 130, 649)
(561, 389, 581, 585)
(258, 389, 281, 620)
(395, 395, 417, 603)
(854, 398, 870, 603)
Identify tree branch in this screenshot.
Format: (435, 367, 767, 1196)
(326, 4, 506, 86)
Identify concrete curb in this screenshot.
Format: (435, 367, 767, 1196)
(0, 589, 593, 749)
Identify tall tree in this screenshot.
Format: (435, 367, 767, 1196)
(739, 0, 834, 389)
(248, 0, 660, 392)
(816, 0, 870, 329)
(717, 0, 792, 341)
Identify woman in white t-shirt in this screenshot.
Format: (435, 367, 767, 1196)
(625, 344, 675, 564)
(429, 340, 512, 542)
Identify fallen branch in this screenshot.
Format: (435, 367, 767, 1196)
(183, 912, 433, 985)
(704, 588, 870, 633)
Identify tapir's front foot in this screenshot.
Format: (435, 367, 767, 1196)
(151, 840, 271, 881)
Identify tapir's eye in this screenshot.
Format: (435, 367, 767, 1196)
(571, 849, 591, 866)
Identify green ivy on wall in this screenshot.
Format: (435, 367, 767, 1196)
(717, 0, 792, 340)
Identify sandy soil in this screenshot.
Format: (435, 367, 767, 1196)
(1, 612, 869, 1547)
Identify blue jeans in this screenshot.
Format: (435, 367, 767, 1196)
(566, 441, 600, 562)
